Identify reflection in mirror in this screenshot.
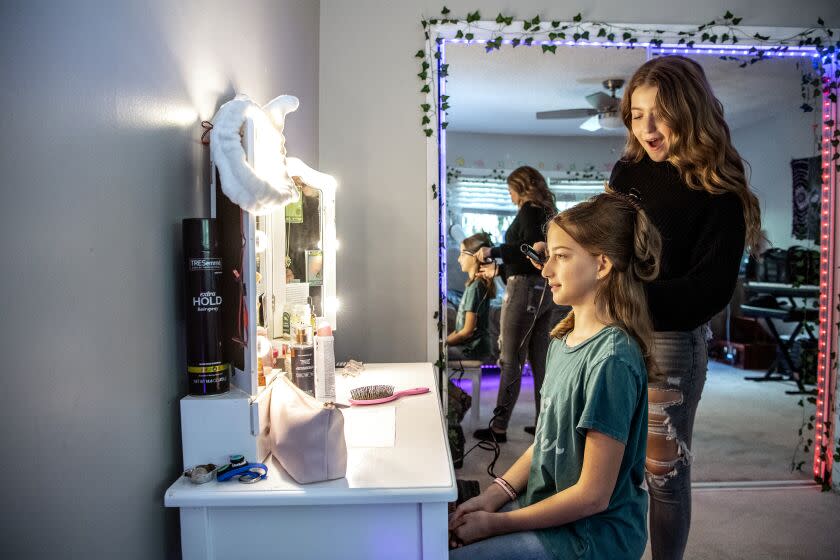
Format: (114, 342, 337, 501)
(680, 52, 822, 482)
(285, 178, 323, 316)
(444, 42, 823, 484)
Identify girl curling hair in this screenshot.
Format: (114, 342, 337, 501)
(612, 54, 763, 560)
(473, 166, 562, 441)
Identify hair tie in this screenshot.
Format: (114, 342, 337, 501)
(617, 188, 643, 212)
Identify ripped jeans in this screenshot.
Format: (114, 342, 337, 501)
(646, 327, 708, 560)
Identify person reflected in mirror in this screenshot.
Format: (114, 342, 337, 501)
(473, 166, 561, 442)
(447, 232, 495, 364)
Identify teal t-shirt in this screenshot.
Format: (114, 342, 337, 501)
(519, 326, 649, 559)
(454, 280, 491, 358)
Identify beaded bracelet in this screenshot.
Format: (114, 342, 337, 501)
(493, 477, 518, 501)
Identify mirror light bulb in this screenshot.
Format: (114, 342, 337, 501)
(256, 335, 271, 358)
(326, 297, 341, 313)
(255, 230, 269, 253)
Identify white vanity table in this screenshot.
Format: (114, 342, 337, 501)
(165, 362, 457, 560)
(171, 98, 455, 558)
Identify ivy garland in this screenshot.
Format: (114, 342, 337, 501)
(448, 165, 609, 183)
(417, 9, 839, 150)
(421, 8, 840, 489)
(799, 295, 840, 491)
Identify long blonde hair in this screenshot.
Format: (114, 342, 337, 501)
(620, 55, 763, 253)
(549, 189, 662, 380)
(507, 166, 556, 213)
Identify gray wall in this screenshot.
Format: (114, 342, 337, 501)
(320, 0, 840, 364)
(446, 131, 625, 174)
(0, 1, 318, 558)
(733, 105, 820, 251)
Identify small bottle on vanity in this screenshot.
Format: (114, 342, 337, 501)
(290, 326, 315, 397)
(314, 320, 336, 402)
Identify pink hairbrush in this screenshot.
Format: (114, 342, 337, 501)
(349, 385, 430, 405)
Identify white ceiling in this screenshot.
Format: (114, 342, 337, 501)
(444, 44, 808, 136)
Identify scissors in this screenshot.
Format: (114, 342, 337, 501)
(215, 454, 269, 484)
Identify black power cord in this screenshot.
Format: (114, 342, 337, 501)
(449, 280, 549, 479)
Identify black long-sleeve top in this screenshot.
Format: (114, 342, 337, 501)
(490, 202, 554, 279)
(610, 155, 746, 332)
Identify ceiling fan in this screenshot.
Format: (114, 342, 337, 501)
(536, 79, 625, 132)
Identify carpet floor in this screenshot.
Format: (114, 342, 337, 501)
(450, 360, 836, 559)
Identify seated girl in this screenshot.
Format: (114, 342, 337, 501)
(449, 190, 662, 559)
(447, 232, 495, 363)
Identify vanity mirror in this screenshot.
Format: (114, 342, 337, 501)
(211, 96, 337, 396)
(422, 17, 839, 485)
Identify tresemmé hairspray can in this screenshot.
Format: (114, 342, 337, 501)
(183, 218, 230, 395)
